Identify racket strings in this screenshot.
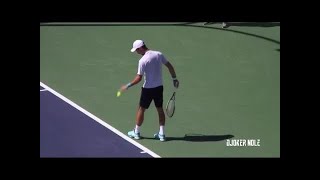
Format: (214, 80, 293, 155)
(166, 92, 176, 118)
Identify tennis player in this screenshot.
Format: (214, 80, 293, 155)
(119, 40, 179, 142)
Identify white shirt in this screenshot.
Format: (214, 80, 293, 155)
(137, 50, 168, 88)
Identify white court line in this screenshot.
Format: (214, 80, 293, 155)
(40, 89, 48, 92)
(40, 82, 160, 158)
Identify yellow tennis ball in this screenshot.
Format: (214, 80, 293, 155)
(117, 91, 121, 97)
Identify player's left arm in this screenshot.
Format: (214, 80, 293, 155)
(164, 61, 179, 88)
(161, 53, 179, 88)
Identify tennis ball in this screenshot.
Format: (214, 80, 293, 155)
(117, 91, 121, 97)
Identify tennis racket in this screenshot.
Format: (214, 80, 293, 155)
(165, 91, 176, 118)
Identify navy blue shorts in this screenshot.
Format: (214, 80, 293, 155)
(139, 86, 163, 109)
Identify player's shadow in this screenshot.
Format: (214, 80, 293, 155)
(227, 22, 280, 27)
(142, 134, 234, 142)
(201, 22, 280, 27)
(167, 134, 234, 142)
(179, 23, 280, 45)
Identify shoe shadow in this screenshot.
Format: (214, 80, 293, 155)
(141, 133, 234, 142)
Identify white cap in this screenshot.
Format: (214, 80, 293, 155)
(130, 40, 145, 52)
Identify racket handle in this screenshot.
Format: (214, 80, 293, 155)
(173, 79, 179, 88)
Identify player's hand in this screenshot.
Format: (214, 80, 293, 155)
(120, 82, 132, 92)
(120, 85, 127, 92)
(173, 79, 179, 88)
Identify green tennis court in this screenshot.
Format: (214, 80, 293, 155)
(40, 22, 280, 157)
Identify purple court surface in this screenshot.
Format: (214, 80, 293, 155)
(40, 83, 158, 158)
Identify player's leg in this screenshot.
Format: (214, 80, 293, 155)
(136, 106, 145, 127)
(156, 107, 165, 126)
(153, 86, 166, 141)
(153, 86, 165, 126)
(128, 88, 152, 139)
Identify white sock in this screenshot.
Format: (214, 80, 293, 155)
(159, 125, 164, 135)
(134, 125, 140, 134)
